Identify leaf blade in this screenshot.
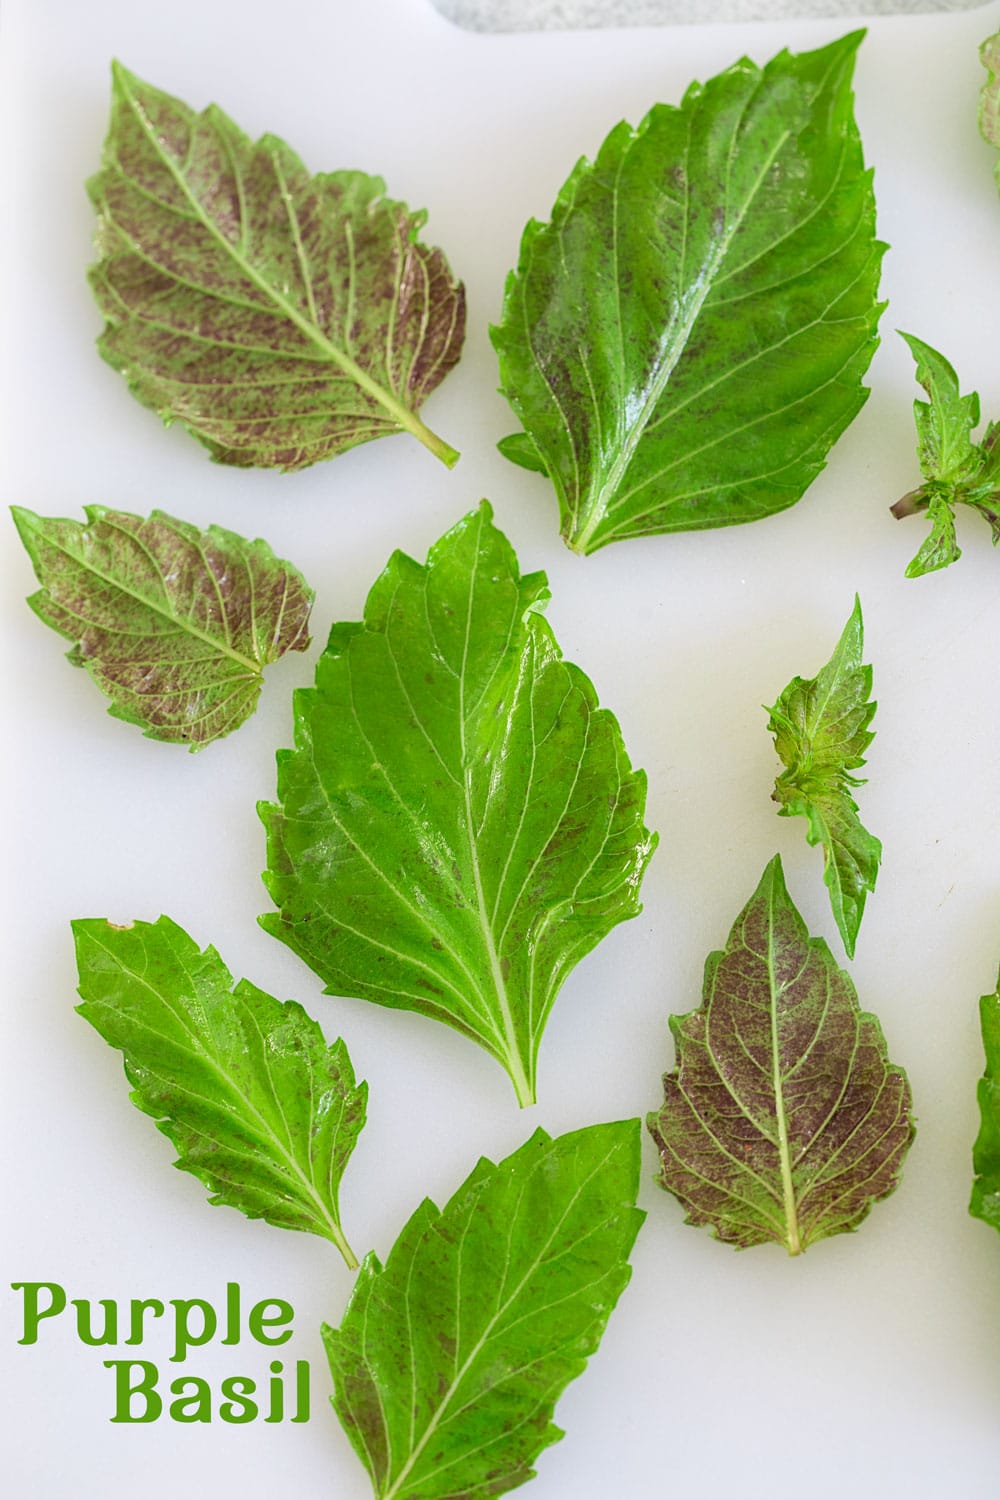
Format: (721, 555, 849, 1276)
(766, 596, 880, 957)
(12, 504, 312, 747)
(88, 62, 464, 469)
(492, 34, 884, 553)
(324, 1121, 644, 1500)
(73, 915, 366, 1266)
(647, 856, 914, 1253)
(259, 502, 656, 1104)
(971, 969, 1000, 1233)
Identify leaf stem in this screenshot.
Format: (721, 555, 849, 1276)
(332, 1226, 359, 1271)
(890, 488, 927, 520)
(402, 411, 460, 469)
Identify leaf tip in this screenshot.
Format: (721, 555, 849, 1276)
(109, 58, 139, 97)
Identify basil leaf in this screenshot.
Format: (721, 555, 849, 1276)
(324, 1120, 643, 1500)
(647, 856, 913, 1254)
(12, 504, 312, 748)
(766, 596, 880, 958)
(73, 916, 365, 1267)
(492, 32, 884, 553)
(259, 502, 656, 1106)
(982, 31, 1000, 191)
(892, 333, 1000, 577)
(88, 62, 464, 470)
(971, 969, 1000, 1234)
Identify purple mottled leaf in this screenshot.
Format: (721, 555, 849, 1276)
(648, 855, 913, 1254)
(87, 62, 465, 470)
(12, 504, 312, 748)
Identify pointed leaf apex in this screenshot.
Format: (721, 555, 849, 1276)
(757, 852, 787, 898)
(109, 59, 139, 95)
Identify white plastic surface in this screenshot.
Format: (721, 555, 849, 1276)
(2, 2, 1000, 1496)
(434, 0, 990, 31)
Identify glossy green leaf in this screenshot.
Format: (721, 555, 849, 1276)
(324, 1120, 643, 1500)
(891, 333, 1000, 577)
(982, 31, 1000, 191)
(73, 915, 365, 1267)
(647, 856, 913, 1255)
(88, 62, 464, 470)
(971, 969, 1000, 1233)
(259, 502, 656, 1106)
(12, 504, 312, 748)
(766, 596, 880, 958)
(492, 32, 884, 553)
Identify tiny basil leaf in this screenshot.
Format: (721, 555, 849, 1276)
(73, 915, 365, 1267)
(324, 1120, 644, 1500)
(12, 504, 312, 748)
(647, 856, 914, 1254)
(892, 333, 1000, 577)
(88, 62, 464, 470)
(766, 596, 880, 958)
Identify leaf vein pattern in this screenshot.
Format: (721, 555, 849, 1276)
(82, 937, 337, 1233)
(382, 1144, 619, 1499)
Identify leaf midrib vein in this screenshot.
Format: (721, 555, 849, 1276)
(456, 511, 532, 1104)
(765, 885, 802, 1254)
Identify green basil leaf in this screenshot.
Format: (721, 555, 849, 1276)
(259, 502, 656, 1106)
(73, 915, 365, 1267)
(982, 31, 1000, 191)
(647, 856, 914, 1254)
(12, 504, 312, 748)
(892, 333, 1000, 577)
(492, 32, 884, 553)
(971, 969, 1000, 1234)
(766, 596, 880, 958)
(324, 1120, 643, 1500)
(88, 62, 464, 470)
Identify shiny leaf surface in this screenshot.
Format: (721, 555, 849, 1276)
(766, 596, 880, 958)
(648, 856, 913, 1254)
(74, 916, 365, 1266)
(891, 333, 1000, 577)
(12, 504, 312, 748)
(971, 969, 1000, 1233)
(88, 62, 464, 470)
(259, 502, 656, 1106)
(492, 33, 884, 553)
(324, 1120, 643, 1500)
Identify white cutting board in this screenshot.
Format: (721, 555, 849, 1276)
(2, 1, 999, 1496)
